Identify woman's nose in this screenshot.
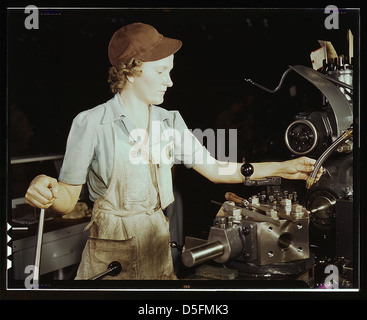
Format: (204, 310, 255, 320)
(164, 74, 173, 87)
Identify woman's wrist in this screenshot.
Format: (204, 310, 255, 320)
(251, 162, 282, 180)
(271, 161, 284, 178)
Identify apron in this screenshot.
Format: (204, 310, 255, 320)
(75, 120, 176, 280)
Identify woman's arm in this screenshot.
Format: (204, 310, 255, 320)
(25, 174, 83, 214)
(193, 156, 323, 184)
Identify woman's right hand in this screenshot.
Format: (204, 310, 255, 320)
(25, 175, 59, 209)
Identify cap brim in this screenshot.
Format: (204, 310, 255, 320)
(139, 37, 182, 62)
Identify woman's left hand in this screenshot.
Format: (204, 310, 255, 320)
(278, 156, 323, 181)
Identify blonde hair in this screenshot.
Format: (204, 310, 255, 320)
(107, 57, 143, 94)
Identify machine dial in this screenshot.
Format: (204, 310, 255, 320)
(285, 119, 318, 155)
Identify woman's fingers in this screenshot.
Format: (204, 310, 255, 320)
(25, 175, 58, 208)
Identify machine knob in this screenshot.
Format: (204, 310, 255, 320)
(241, 163, 254, 177)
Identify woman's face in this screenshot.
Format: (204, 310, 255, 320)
(131, 54, 174, 106)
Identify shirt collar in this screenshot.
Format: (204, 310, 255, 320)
(102, 93, 172, 124)
(101, 93, 127, 124)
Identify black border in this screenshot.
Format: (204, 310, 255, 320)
(1, 0, 366, 302)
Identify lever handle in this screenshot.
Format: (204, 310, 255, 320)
(225, 192, 247, 206)
(240, 163, 254, 177)
(88, 261, 122, 280)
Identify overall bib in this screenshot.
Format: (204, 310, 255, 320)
(75, 121, 175, 280)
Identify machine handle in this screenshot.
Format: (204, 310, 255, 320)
(33, 208, 45, 282)
(88, 261, 122, 280)
(225, 192, 248, 207)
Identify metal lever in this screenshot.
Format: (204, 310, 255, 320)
(34, 208, 45, 282)
(240, 162, 281, 187)
(245, 67, 292, 93)
(88, 261, 122, 280)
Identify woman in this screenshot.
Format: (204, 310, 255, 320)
(25, 23, 323, 280)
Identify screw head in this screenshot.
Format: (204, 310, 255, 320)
(243, 252, 250, 260)
(242, 226, 250, 235)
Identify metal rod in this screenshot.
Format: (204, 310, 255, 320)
(33, 208, 45, 282)
(11, 154, 64, 165)
(182, 241, 224, 267)
(244, 68, 292, 93)
(88, 261, 122, 280)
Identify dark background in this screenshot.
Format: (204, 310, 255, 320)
(7, 7, 359, 237)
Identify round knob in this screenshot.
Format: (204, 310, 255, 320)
(108, 261, 122, 277)
(241, 163, 254, 177)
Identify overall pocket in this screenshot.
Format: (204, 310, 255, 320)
(87, 236, 138, 280)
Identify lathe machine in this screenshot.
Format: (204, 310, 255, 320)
(182, 54, 356, 288)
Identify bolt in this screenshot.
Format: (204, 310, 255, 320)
(243, 252, 250, 260)
(242, 226, 250, 236)
(266, 209, 278, 219)
(249, 195, 259, 205)
(294, 211, 304, 219)
(293, 204, 303, 213)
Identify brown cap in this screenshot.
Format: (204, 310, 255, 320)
(108, 22, 182, 67)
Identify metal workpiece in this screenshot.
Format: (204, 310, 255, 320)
(181, 241, 224, 267)
(182, 223, 243, 267)
(208, 225, 243, 263)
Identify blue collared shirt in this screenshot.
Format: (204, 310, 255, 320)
(58, 93, 209, 201)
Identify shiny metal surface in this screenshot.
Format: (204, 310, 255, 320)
(33, 208, 45, 281)
(182, 241, 224, 267)
(285, 119, 319, 155)
(289, 65, 353, 136)
(255, 217, 309, 265)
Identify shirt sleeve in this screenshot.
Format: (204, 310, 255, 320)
(58, 110, 97, 185)
(171, 111, 211, 169)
